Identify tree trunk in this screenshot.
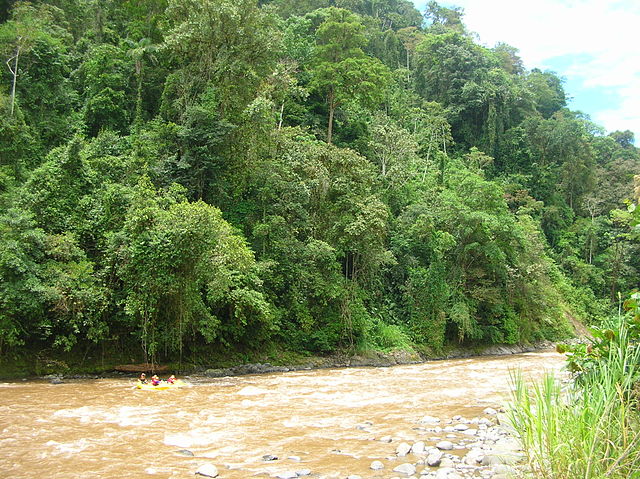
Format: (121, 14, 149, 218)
(7, 44, 21, 117)
(134, 65, 143, 126)
(278, 101, 285, 130)
(327, 88, 335, 144)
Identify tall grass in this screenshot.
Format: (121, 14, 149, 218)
(508, 320, 640, 479)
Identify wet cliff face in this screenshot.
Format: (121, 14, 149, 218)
(0, 350, 565, 479)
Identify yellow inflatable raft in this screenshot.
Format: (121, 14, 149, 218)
(136, 380, 186, 390)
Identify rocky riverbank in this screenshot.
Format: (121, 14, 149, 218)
(192, 408, 528, 479)
(199, 340, 556, 379)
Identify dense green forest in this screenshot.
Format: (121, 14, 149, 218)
(1, 0, 639, 370)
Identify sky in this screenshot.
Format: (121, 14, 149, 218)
(413, 0, 640, 139)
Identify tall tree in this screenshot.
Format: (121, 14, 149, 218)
(308, 7, 390, 143)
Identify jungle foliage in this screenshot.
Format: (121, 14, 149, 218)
(1, 0, 639, 366)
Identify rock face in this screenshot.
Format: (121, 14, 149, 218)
(195, 464, 218, 478)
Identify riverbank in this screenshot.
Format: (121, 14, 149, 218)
(0, 339, 560, 381)
(197, 340, 558, 379)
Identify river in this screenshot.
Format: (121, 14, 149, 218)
(0, 350, 566, 479)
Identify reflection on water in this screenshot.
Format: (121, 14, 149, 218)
(0, 351, 565, 479)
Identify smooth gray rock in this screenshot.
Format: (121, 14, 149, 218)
(439, 457, 455, 468)
(492, 464, 518, 475)
(195, 464, 219, 478)
(177, 449, 195, 456)
(396, 442, 412, 456)
(434, 467, 455, 479)
(411, 441, 426, 455)
(419, 415, 441, 424)
(436, 441, 454, 450)
(393, 463, 417, 475)
(494, 437, 522, 452)
(426, 450, 443, 466)
(275, 472, 298, 479)
(370, 460, 384, 470)
(462, 448, 484, 465)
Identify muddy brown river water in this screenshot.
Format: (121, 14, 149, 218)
(0, 350, 566, 479)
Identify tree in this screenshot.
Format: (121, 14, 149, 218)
(526, 69, 566, 119)
(423, 1, 465, 34)
(0, 2, 71, 117)
(126, 37, 158, 127)
(79, 43, 133, 135)
(115, 178, 272, 361)
(163, 0, 278, 119)
(308, 7, 390, 143)
(366, 113, 421, 187)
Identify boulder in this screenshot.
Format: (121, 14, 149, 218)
(435, 441, 454, 451)
(176, 449, 195, 456)
(463, 448, 484, 465)
(411, 441, 426, 455)
(481, 452, 524, 466)
(393, 463, 417, 475)
(275, 472, 298, 479)
(426, 450, 443, 466)
(396, 442, 412, 456)
(492, 464, 518, 475)
(419, 415, 441, 424)
(295, 470, 311, 476)
(439, 457, 455, 468)
(494, 437, 522, 452)
(195, 464, 219, 478)
(483, 407, 498, 415)
(434, 467, 455, 479)
(370, 460, 384, 470)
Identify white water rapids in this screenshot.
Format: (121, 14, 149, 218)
(0, 350, 566, 479)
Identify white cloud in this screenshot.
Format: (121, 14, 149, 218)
(414, 0, 640, 136)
